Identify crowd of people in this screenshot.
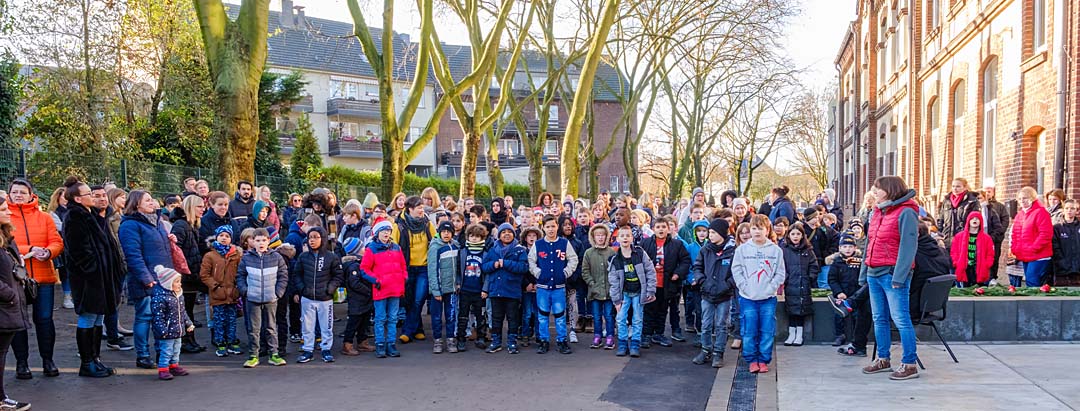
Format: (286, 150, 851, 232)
(0, 172, 1074, 410)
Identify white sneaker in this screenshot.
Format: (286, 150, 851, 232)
(569, 330, 578, 343)
(989, 279, 999, 286)
(62, 295, 74, 309)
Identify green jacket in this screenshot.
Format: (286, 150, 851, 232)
(581, 224, 617, 301)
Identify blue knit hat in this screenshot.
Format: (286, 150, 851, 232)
(215, 224, 234, 238)
(497, 222, 516, 236)
(373, 220, 393, 236)
(839, 231, 857, 247)
(252, 200, 267, 219)
(342, 237, 362, 255)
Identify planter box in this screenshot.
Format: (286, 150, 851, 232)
(772, 296, 1080, 342)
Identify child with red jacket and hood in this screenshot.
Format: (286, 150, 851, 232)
(950, 212, 995, 287)
(360, 219, 408, 358)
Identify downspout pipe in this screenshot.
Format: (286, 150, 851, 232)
(1054, 0, 1068, 189)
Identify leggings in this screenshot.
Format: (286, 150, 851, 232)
(788, 314, 807, 327)
(0, 332, 15, 399)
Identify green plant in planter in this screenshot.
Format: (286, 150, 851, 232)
(811, 286, 1080, 298)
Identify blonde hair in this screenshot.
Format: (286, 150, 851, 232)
(631, 209, 651, 226)
(181, 195, 205, 228)
(421, 187, 441, 209)
(47, 187, 66, 213)
(239, 228, 257, 250)
(1018, 186, 1039, 202)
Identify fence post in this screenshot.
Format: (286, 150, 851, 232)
(120, 159, 129, 188)
(17, 149, 26, 178)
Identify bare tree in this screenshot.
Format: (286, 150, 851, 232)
(718, 89, 798, 196)
(786, 88, 831, 191)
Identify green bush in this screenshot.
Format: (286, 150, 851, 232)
(309, 165, 531, 202)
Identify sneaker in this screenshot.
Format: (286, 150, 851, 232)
(749, 362, 761, 373)
(518, 336, 530, 348)
(413, 332, 426, 341)
(387, 343, 401, 357)
(268, 354, 287, 366)
(158, 369, 173, 380)
(536, 341, 549, 354)
(590, 336, 602, 349)
(557, 341, 572, 354)
(433, 338, 444, 354)
(486, 342, 503, 353)
(398, 334, 412, 344)
(889, 363, 920, 380)
(989, 278, 999, 286)
(656, 335, 673, 347)
(0, 397, 31, 411)
(862, 359, 892, 374)
(447, 338, 458, 353)
(832, 336, 846, 347)
(297, 351, 314, 363)
(227, 344, 244, 355)
(135, 357, 154, 369)
(615, 340, 628, 357)
(456, 339, 467, 352)
(321, 350, 335, 363)
(106, 338, 134, 351)
(604, 336, 616, 350)
(117, 324, 134, 336)
(289, 334, 302, 343)
(640, 336, 651, 349)
(758, 363, 769, 373)
(243, 357, 259, 368)
(62, 295, 74, 309)
(507, 340, 519, 354)
(569, 330, 578, 343)
(215, 347, 228, 357)
(711, 352, 724, 368)
(671, 331, 686, 342)
(692, 350, 711, 365)
(375, 344, 387, 359)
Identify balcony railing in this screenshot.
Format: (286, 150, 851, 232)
(329, 138, 383, 158)
(279, 133, 297, 154)
(496, 118, 566, 136)
(441, 152, 559, 170)
(293, 95, 314, 113)
(326, 97, 381, 120)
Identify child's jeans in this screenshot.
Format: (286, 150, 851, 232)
(590, 299, 614, 338)
(300, 297, 334, 352)
(457, 291, 483, 340)
(246, 301, 278, 355)
(739, 296, 777, 364)
(520, 292, 538, 338)
(373, 298, 400, 345)
(615, 292, 643, 342)
(343, 312, 372, 344)
(212, 304, 237, 347)
(683, 286, 701, 331)
(536, 287, 568, 342)
(700, 299, 731, 353)
(429, 293, 457, 340)
(156, 338, 181, 369)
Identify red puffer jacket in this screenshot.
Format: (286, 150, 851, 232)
(1011, 201, 1054, 262)
(359, 240, 407, 301)
(11, 196, 64, 284)
(950, 212, 995, 284)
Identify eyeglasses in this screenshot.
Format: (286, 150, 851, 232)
(76, 192, 92, 197)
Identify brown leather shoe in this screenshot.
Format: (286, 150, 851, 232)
(889, 363, 920, 380)
(356, 340, 375, 352)
(862, 358, 892, 374)
(340, 342, 360, 356)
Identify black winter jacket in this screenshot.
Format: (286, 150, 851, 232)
(938, 191, 980, 246)
(826, 251, 863, 300)
(641, 234, 691, 298)
(808, 224, 838, 268)
(63, 205, 123, 315)
(692, 239, 736, 303)
(342, 256, 373, 315)
(290, 250, 344, 301)
(171, 209, 208, 293)
(781, 241, 819, 316)
(1053, 219, 1080, 275)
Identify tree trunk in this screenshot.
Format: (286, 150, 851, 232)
(459, 128, 481, 199)
(487, 135, 505, 197)
(380, 129, 404, 200)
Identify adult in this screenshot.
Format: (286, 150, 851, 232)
(719, 190, 738, 210)
(638, 193, 656, 219)
(936, 178, 979, 248)
(200, 191, 232, 244)
(860, 176, 920, 380)
(256, 185, 281, 233)
(855, 191, 876, 228)
(92, 185, 133, 347)
(537, 192, 557, 216)
(118, 190, 177, 370)
(180, 177, 197, 198)
(982, 180, 1011, 279)
(61, 178, 123, 378)
(392, 196, 437, 344)
(677, 188, 707, 226)
(490, 198, 512, 228)
(420, 187, 442, 222)
(1052, 200, 1080, 284)
(504, 195, 517, 217)
(47, 187, 74, 309)
(390, 192, 408, 214)
(767, 185, 795, 224)
(732, 198, 752, 225)
(817, 188, 845, 226)
(194, 179, 210, 200)
(282, 193, 303, 232)
(229, 180, 256, 229)
(106, 188, 127, 242)
(1046, 189, 1066, 224)
(757, 192, 773, 218)
(8, 178, 63, 379)
(1010, 187, 1054, 287)
(172, 195, 209, 353)
(0, 196, 32, 410)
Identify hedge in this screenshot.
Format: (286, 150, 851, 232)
(311, 165, 532, 201)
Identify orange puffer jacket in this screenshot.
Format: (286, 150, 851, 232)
(11, 196, 64, 284)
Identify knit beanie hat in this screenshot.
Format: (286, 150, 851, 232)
(692, 187, 704, 198)
(839, 231, 857, 247)
(708, 218, 730, 240)
(267, 226, 282, 248)
(215, 224, 234, 238)
(252, 200, 267, 219)
(154, 265, 181, 293)
(848, 219, 863, 230)
(497, 223, 516, 236)
(362, 193, 380, 210)
(732, 197, 748, 209)
(373, 220, 393, 237)
(342, 237, 362, 255)
(802, 208, 819, 221)
(437, 221, 454, 235)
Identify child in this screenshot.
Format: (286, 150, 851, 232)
(581, 224, 616, 349)
(151, 265, 194, 380)
(950, 212, 995, 287)
(691, 219, 736, 368)
(290, 227, 344, 363)
(528, 215, 579, 354)
(608, 225, 658, 357)
(518, 226, 542, 347)
(427, 222, 460, 354)
(199, 225, 243, 357)
(455, 224, 488, 352)
(847, 220, 867, 252)
(731, 214, 786, 374)
(558, 215, 586, 344)
(237, 228, 290, 367)
(482, 223, 529, 354)
(360, 220, 408, 358)
(1053, 199, 1080, 283)
(682, 220, 710, 336)
(730, 222, 752, 349)
(780, 222, 819, 347)
(827, 232, 870, 357)
(641, 215, 691, 347)
(340, 238, 375, 355)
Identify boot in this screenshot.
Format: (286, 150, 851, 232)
(433, 338, 444, 354)
(536, 340, 549, 354)
(387, 343, 401, 357)
(77, 328, 109, 378)
(181, 333, 201, 354)
(447, 338, 459, 353)
(15, 360, 30, 380)
(375, 343, 387, 358)
(42, 358, 59, 378)
(629, 340, 641, 358)
(615, 340, 629, 357)
(793, 327, 804, 346)
(640, 335, 651, 349)
(507, 334, 519, 354)
(692, 350, 711, 365)
(784, 326, 797, 346)
(356, 339, 375, 352)
(486, 334, 503, 353)
(711, 351, 724, 368)
(341, 342, 360, 356)
(92, 326, 113, 375)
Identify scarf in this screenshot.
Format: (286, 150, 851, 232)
(490, 239, 519, 259)
(141, 211, 160, 227)
(466, 240, 485, 254)
(403, 212, 428, 234)
(950, 191, 966, 208)
(212, 241, 233, 257)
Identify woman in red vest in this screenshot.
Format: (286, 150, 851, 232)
(859, 176, 920, 381)
(1010, 187, 1054, 287)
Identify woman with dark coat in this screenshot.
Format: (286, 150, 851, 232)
(172, 195, 209, 353)
(780, 223, 819, 347)
(0, 196, 31, 410)
(767, 186, 795, 224)
(61, 179, 123, 378)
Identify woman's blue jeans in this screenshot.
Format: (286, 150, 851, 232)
(867, 273, 918, 364)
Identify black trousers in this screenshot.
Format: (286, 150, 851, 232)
(845, 301, 872, 351)
(644, 288, 680, 336)
(276, 290, 302, 351)
(788, 314, 807, 327)
(342, 311, 372, 344)
(457, 291, 484, 339)
(0, 331, 13, 399)
(489, 297, 521, 337)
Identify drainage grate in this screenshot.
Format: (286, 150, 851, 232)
(727, 357, 757, 411)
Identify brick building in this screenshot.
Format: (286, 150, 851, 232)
(831, 0, 1079, 216)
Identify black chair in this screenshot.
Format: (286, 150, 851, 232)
(872, 274, 958, 368)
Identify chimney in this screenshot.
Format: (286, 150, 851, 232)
(280, 0, 294, 28)
(294, 6, 306, 27)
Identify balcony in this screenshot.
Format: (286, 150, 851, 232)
(279, 133, 297, 155)
(326, 97, 381, 120)
(440, 152, 559, 172)
(293, 95, 314, 113)
(497, 118, 566, 136)
(328, 138, 383, 158)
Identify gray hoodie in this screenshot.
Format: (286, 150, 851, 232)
(731, 239, 786, 301)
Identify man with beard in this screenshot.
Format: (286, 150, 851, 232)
(229, 181, 255, 229)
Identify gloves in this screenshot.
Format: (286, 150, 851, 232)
(373, 281, 382, 290)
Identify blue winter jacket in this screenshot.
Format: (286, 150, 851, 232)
(768, 196, 796, 224)
(683, 220, 710, 284)
(481, 240, 529, 299)
(118, 213, 175, 302)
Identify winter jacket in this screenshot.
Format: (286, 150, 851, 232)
(1053, 219, 1080, 275)
(949, 212, 995, 284)
(862, 189, 920, 287)
(392, 216, 437, 267)
(1011, 200, 1054, 262)
(342, 256, 374, 314)
(62, 205, 122, 315)
(607, 247, 658, 305)
(481, 240, 529, 299)
(265, 200, 281, 233)
(528, 237, 579, 290)
(10, 196, 64, 284)
(359, 240, 408, 301)
(229, 193, 255, 229)
(732, 240, 787, 301)
(427, 237, 460, 297)
(781, 241, 819, 316)
(563, 234, 586, 286)
(119, 213, 175, 302)
(171, 210, 208, 293)
(199, 247, 242, 306)
(683, 220, 710, 284)
(692, 239, 737, 304)
(581, 225, 616, 301)
(290, 249, 344, 302)
(768, 196, 795, 224)
(808, 224, 838, 269)
(151, 287, 191, 340)
(284, 220, 306, 258)
(826, 250, 863, 299)
(0, 242, 31, 332)
(641, 234, 691, 298)
(937, 191, 980, 246)
(199, 211, 232, 246)
(237, 248, 289, 304)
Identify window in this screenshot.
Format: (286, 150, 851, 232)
(496, 139, 520, 156)
(536, 104, 559, 124)
(403, 87, 424, 108)
(330, 80, 361, 99)
(452, 139, 464, 153)
(450, 102, 475, 121)
(609, 176, 619, 193)
(891, 14, 899, 73)
(926, 0, 940, 32)
(530, 74, 548, 90)
(982, 59, 998, 181)
(951, 80, 966, 176)
(544, 140, 559, 156)
(1033, 0, 1046, 49)
(928, 98, 939, 190)
(879, 19, 887, 85)
(1036, 130, 1047, 193)
(329, 121, 361, 140)
(406, 127, 421, 145)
